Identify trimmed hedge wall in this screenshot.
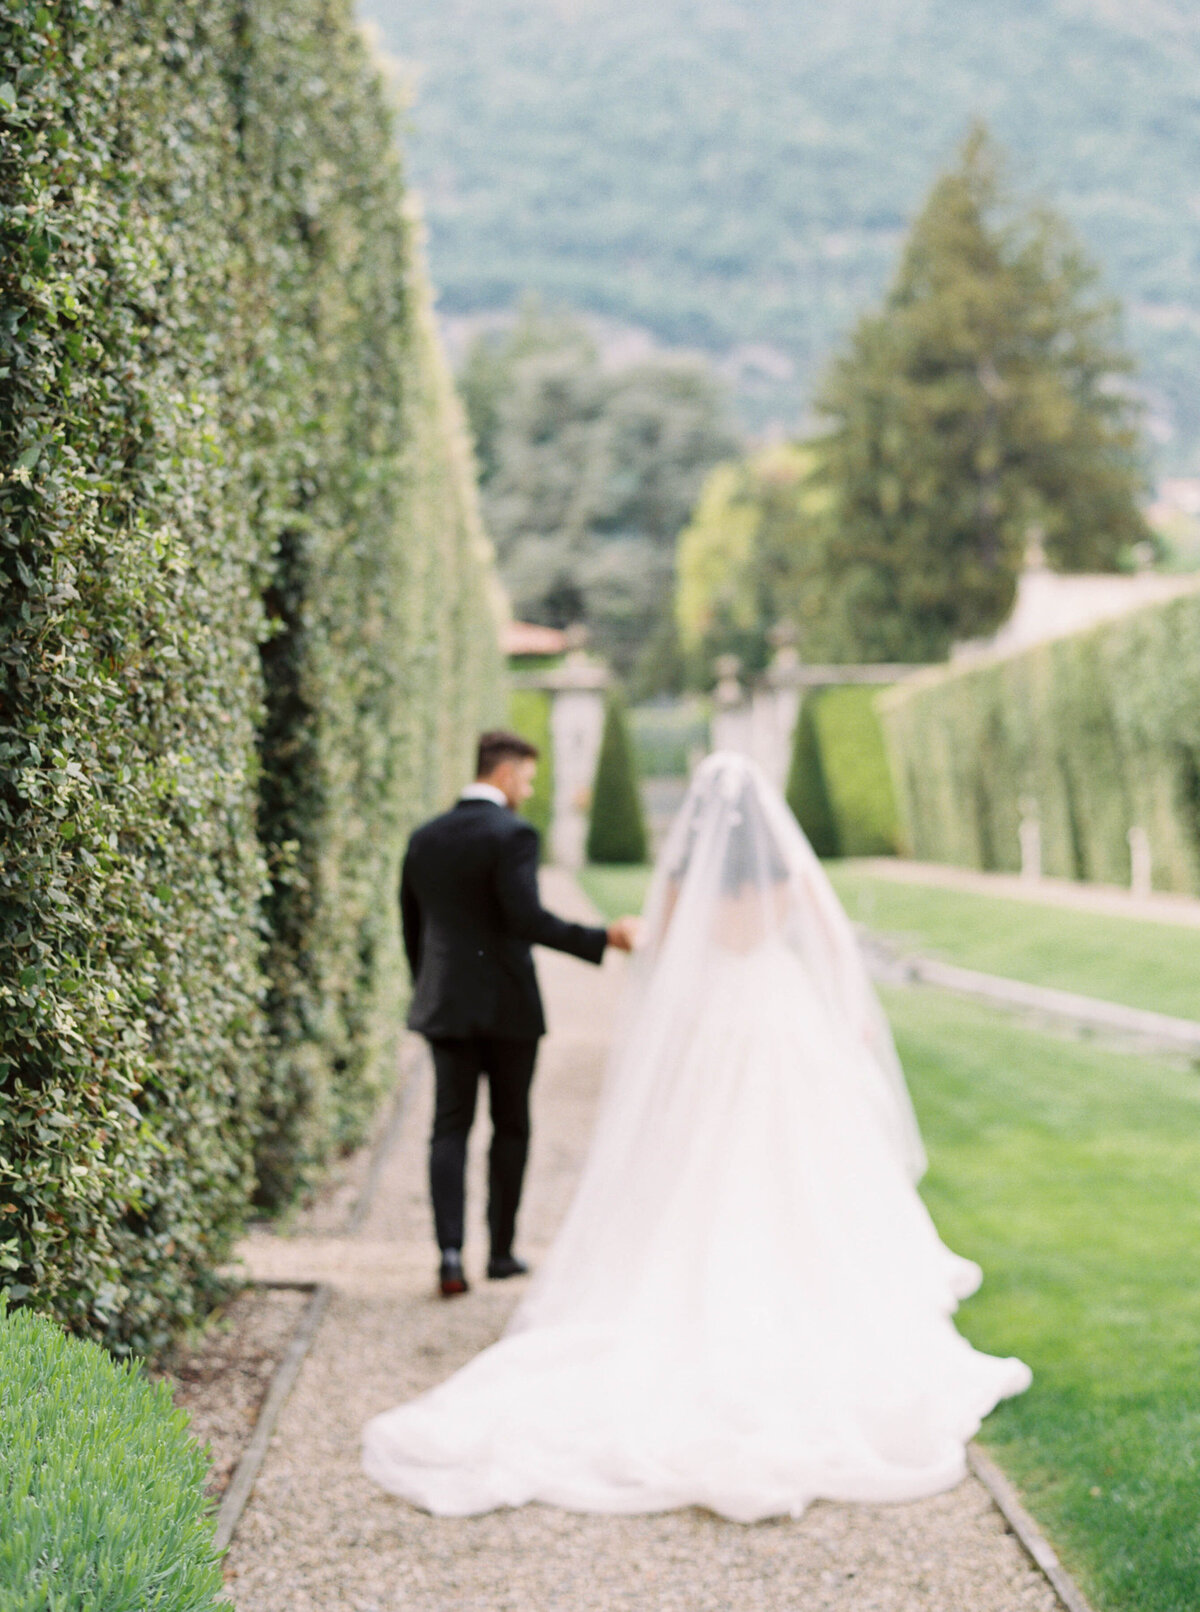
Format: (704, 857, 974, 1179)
(509, 688, 555, 842)
(786, 694, 840, 857)
(811, 686, 900, 857)
(0, 1, 502, 1350)
(879, 587, 1200, 891)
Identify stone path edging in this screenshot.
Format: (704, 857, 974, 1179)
(213, 1281, 332, 1555)
(968, 1447, 1098, 1612)
(863, 933, 1200, 1058)
(342, 1042, 425, 1236)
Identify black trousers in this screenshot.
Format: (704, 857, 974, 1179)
(426, 1035, 540, 1257)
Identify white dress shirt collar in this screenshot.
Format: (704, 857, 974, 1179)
(459, 781, 508, 808)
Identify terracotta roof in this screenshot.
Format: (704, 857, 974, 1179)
(503, 620, 568, 657)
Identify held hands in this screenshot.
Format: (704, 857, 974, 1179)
(606, 915, 642, 953)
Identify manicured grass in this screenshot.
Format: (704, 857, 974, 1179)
(887, 987, 1200, 1612)
(577, 864, 654, 922)
(829, 864, 1200, 1022)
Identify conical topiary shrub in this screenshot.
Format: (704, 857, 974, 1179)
(587, 694, 649, 864)
(786, 692, 840, 857)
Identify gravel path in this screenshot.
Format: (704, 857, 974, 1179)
(224, 872, 1058, 1612)
(154, 1286, 309, 1502)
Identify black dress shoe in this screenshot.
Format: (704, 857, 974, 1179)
(439, 1249, 469, 1297)
(487, 1253, 529, 1280)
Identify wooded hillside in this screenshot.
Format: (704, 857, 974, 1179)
(362, 0, 1200, 466)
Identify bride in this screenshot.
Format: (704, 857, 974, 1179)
(362, 751, 1030, 1521)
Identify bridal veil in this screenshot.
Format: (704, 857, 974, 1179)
(363, 752, 1030, 1519)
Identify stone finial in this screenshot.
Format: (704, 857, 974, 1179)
(713, 654, 743, 708)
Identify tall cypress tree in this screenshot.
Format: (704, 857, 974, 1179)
(816, 125, 1151, 663)
(586, 694, 648, 865)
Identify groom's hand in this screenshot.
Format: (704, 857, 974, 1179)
(606, 916, 640, 952)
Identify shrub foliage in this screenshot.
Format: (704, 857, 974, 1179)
(508, 688, 556, 843)
(587, 694, 648, 865)
(880, 588, 1200, 890)
(810, 687, 899, 857)
(0, 1301, 223, 1610)
(0, 0, 502, 1349)
(785, 694, 840, 858)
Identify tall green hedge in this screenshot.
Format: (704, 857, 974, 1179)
(811, 686, 899, 856)
(508, 688, 555, 842)
(0, 0, 502, 1350)
(879, 587, 1200, 891)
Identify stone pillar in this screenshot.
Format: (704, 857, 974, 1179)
(1018, 797, 1042, 882)
(544, 655, 609, 868)
(1128, 825, 1152, 898)
(709, 639, 802, 792)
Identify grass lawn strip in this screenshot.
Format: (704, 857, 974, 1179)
(887, 987, 1200, 1612)
(828, 866, 1200, 1022)
(577, 865, 654, 926)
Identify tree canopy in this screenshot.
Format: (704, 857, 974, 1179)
(464, 307, 736, 674)
(815, 126, 1151, 663)
(675, 444, 835, 680)
(670, 130, 1151, 673)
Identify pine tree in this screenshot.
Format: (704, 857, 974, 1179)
(816, 124, 1151, 663)
(586, 694, 649, 864)
(785, 694, 840, 858)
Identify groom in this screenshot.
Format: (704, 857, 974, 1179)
(401, 730, 638, 1296)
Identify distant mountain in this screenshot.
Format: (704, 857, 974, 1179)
(360, 0, 1200, 468)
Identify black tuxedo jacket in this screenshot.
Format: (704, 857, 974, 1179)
(401, 798, 609, 1040)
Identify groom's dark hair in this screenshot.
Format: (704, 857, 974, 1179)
(476, 730, 539, 778)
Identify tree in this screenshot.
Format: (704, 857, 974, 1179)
(785, 694, 840, 858)
(461, 307, 737, 675)
(815, 125, 1152, 663)
(675, 443, 838, 684)
(586, 694, 648, 865)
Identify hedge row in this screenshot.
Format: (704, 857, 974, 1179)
(879, 588, 1200, 890)
(810, 687, 900, 857)
(508, 688, 555, 843)
(0, 0, 502, 1352)
(786, 694, 840, 857)
(784, 688, 899, 858)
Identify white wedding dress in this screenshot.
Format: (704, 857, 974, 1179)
(362, 753, 1030, 1520)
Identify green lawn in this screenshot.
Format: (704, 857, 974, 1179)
(577, 864, 654, 923)
(888, 988, 1200, 1612)
(576, 860, 1200, 1610)
(829, 864, 1200, 1022)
